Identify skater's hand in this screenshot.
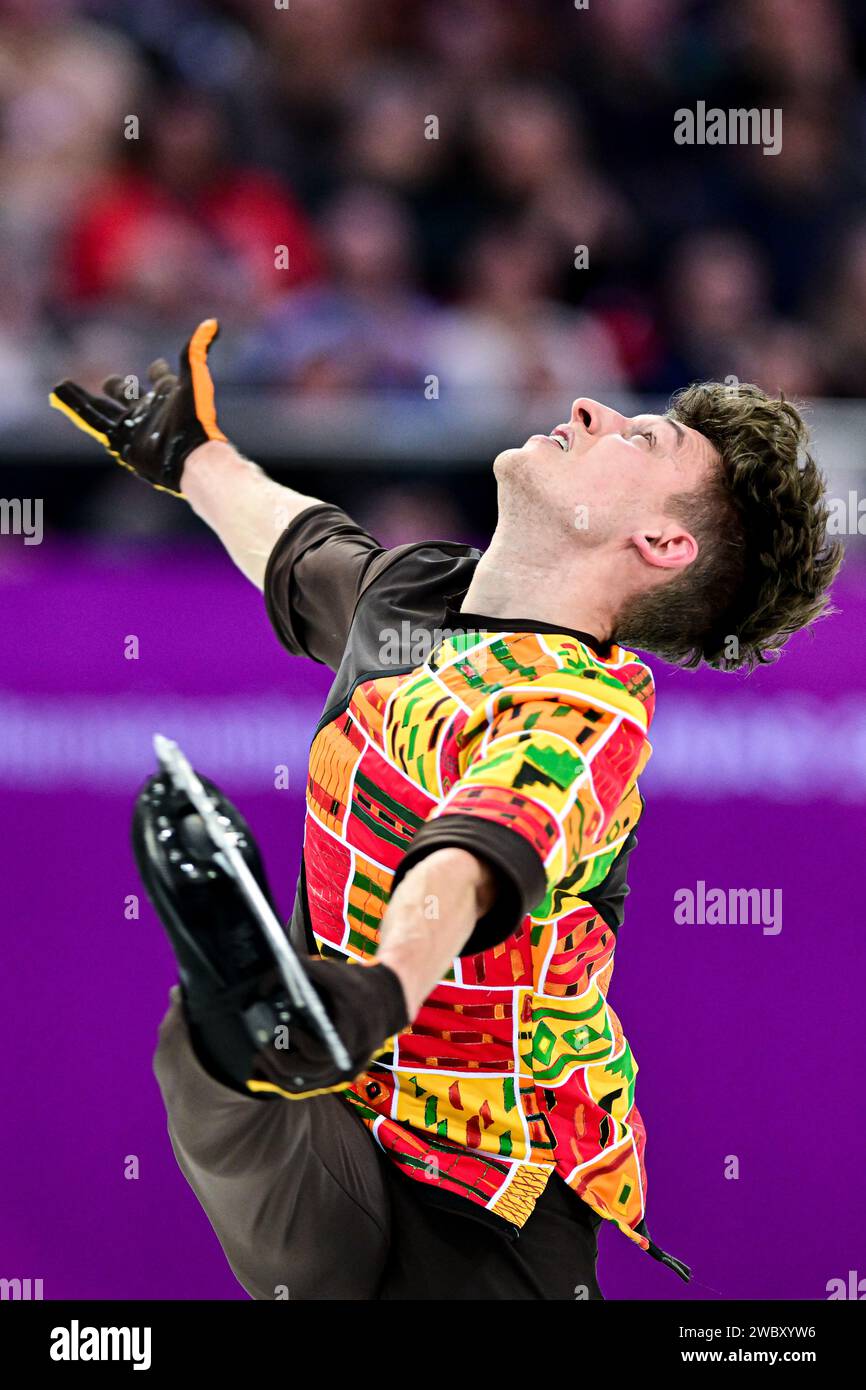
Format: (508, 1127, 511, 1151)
(49, 319, 227, 497)
(247, 959, 410, 1100)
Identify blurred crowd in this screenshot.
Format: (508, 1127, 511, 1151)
(3, 0, 866, 434)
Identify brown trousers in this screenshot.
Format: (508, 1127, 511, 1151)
(153, 986, 604, 1301)
(153, 986, 391, 1300)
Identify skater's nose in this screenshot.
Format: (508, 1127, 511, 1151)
(569, 398, 631, 438)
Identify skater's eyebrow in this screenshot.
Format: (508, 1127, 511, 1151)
(628, 418, 685, 453)
(664, 417, 686, 449)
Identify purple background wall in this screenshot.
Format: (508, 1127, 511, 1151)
(1, 537, 864, 1300)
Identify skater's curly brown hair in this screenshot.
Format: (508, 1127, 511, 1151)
(614, 382, 844, 671)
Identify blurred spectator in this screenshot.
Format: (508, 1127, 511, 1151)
(60, 90, 322, 321)
(818, 219, 866, 396)
(425, 222, 625, 398)
(418, 0, 551, 85)
(725, 0, 853, 95)
(662, 230, 772, 384)
(657, 229, 834, 395)
(736, 321, 829, 398)
(0, 0, 863, 429)
(237, 185, 436, 392)
(0, 247, 45, 425)
(339, 71, 455, 195)
(357, 483, 470, 549)
(0, 0, 143, 247)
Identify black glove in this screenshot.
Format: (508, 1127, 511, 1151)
(49, 318, 227, 496)
(245, 958, 410, 1100)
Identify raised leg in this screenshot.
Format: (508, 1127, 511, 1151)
(153, 987, 391, 1301)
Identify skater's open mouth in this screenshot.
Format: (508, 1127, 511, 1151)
(547, 426, 571, 452)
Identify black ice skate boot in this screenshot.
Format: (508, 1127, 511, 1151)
(132, 767, 407, 1098)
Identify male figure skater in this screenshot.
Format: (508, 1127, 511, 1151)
(50, 320, 841, 1299)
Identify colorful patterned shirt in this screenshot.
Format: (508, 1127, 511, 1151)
(265, 504, 690, 1282)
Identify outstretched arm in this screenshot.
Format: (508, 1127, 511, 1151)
(50, 317, 323, 591)
(181, 439, 320, 590)
(50, 318, 413, 671)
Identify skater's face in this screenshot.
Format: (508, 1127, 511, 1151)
(493, 397, 720, 568)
